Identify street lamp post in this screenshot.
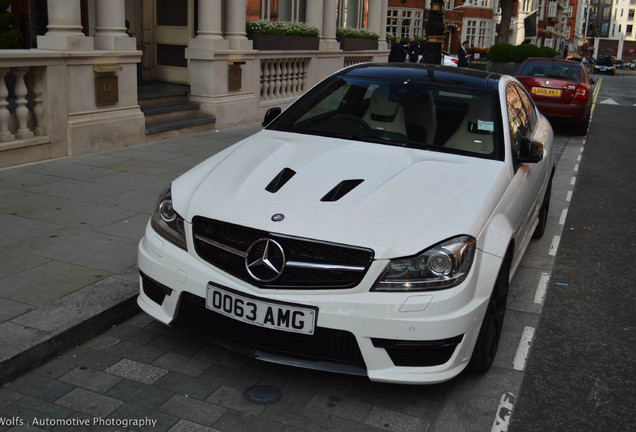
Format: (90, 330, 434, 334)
(424, 0, 445, 65)
(584, 1, 590, 39)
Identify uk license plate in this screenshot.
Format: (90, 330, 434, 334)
(532, 87, 562, 97)
(206, 284, 317, 335)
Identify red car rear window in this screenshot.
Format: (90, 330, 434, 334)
(518, 61, 581, 82)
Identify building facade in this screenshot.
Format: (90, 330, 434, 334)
(1, 0, 389, 168)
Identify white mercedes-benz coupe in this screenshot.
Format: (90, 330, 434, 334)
(138, 63, 554, 384)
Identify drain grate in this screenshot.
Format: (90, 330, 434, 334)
(243, 385, 282, 405)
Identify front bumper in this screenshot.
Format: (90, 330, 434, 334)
(137, 222, 501, 384)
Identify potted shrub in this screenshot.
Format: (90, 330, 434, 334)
(336, 28, 379, 51)
(486, 43, 556, 74)
(246, 20, 320, 50)
(0, 0, 23, 49)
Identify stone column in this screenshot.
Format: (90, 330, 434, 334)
(369, 0, 387, 50)
(37, 0, 94, 50)
(321, 0, 340, 50)
(306, 0, 324, 36)
(226, 0, 252, 50)
(379, 0, 388, 50)
(189, 0, 229, 50)
(94, 0, 136, 50)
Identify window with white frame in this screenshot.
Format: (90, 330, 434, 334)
(465, 19, 491, 48)
(401, 19, 411, 39)
(414, 10, 423, 36)
(522, 0, 532, 12)
(465, 0, 492, 7)
(548, 1, 558, 17)
(567, 6, 573, 17)
(387, 9, 399, 36)
(387, 8, 422, 39)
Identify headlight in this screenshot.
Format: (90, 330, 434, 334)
(150, 186, 187, 250)
(372, 235, 476, 292)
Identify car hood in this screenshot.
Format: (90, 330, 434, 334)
(173, 130, 510, 259)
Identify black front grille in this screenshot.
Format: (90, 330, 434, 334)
(175, 292, 366, 368)
(371, 336, 463, 367)
(192, 217, 374, 289)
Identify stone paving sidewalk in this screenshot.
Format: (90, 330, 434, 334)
(0, 123, 263, 385)
(2, 311, 438, 432)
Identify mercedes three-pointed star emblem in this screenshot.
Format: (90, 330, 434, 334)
(245, 238, 286, 282)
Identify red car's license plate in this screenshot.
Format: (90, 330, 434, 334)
(532, 87, 562, 97)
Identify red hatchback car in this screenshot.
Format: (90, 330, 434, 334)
(516, 58, 593, 135)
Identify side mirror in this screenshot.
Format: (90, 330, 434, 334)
(262, 107, 282, 127)
(517, 137, 544, 163)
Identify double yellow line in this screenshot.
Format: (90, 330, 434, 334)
(591, 77, 602, 116)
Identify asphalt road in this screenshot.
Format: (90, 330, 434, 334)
(509, 70, 636, 432)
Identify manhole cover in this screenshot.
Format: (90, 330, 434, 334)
(244, 385, 282, 405)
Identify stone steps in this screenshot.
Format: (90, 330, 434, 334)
(138, 82, 216, 139)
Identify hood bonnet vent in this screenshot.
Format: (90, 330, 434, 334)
(266, 167, 296, 193)
(321, 179, 364, 202)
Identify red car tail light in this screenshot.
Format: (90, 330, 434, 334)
(574, 84, 588, 100)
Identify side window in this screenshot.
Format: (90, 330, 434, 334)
(506, 84, 531, 156)
(515, 85, 537, 131)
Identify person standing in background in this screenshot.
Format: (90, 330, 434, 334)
(458, 40, 472, 67)
(388, 39, 406, 62)
(408, 37, 420, 63)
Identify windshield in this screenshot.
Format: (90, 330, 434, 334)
(267, 75, 502, 160)
(518, 61, 582, 82)
(597, 55, 614, 66)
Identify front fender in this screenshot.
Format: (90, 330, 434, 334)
(478, 212, 515, 260)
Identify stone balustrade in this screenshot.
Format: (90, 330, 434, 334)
(0, 49, 143, 169)
(0, 67, 44, 142)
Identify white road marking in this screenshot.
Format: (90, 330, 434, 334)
(534, 272, 550, 304)
(574, 163, 579, 172)
(566, 190, 573, 202)
(513, 326, 536, 371)
(549, 235, 560, 256)
(570, 176, 576, 186)
(559, 209, 568, 225)
(491, 392, 516, 432)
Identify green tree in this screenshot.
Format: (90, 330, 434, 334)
(0, 0, 23, 49)
(497, 0, 516, 44)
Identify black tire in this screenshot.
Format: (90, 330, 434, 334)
(532, 176, 552, 239)
(468, 255, 509, 374)
(576, 115, 590, 136)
